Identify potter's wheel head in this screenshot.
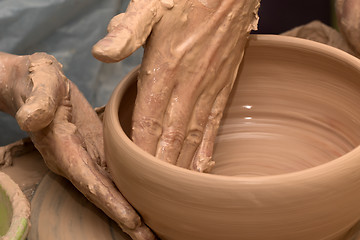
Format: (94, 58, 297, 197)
(28, 172, 131, 240)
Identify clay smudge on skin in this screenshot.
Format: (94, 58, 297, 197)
(130, 0, 261, 172)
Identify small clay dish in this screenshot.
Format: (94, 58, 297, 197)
(104, 35, 360, 240)
(0, 172, 30, 240)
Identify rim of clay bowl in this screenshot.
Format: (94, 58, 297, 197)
(106, 34, 360, 183)
(0, 172, 30, 240)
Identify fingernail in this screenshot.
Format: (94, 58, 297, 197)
(15, 101, 53, 132)
(92, 38, 117, 63)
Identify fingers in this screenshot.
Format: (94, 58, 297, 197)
(155, 86, 196, 164)
(175, 68, 232, 169)
(30, 104, 156, 240)
(188, 46, 243, 172)
(154, 64, 218, 165)
(131, 0, 258, 169)
(69, 82, 106, 168)
(131, 64, 175, 155)
(129, 223, 158, 240)
(191, 84, 233, 172)
(174, 57, 221, 168)
(175, 93, 214, 169)
(15, 53, 69, 132)
(92, 0, 164, 63)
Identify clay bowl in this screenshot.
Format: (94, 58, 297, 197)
(0, 172, 30, 240)
(104, 35, 360, 240)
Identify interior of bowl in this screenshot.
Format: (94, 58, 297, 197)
(118, 35, 360, 177)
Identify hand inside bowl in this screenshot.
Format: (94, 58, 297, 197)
(93, 0, 261, 172)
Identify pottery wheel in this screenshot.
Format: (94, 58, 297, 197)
(28, 171, 131, 240)
(1, 149, 131, 240)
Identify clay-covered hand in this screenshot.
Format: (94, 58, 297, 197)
(0, 52, 155, 240)
(93, 0, 260, 172)
(336, 0, 360, 54)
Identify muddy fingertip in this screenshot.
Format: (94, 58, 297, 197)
(15, 101, 55, 132)
(91, 39, 119, 63)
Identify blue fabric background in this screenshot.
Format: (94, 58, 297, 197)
(0, 0, 142, 145)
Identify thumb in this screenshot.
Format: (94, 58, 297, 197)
(16, 53, 69, 132)
(92, 0, 166, 63)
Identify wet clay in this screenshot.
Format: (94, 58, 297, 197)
(211, 41, 360, 177)
(104, 35, 360, 240)
(0, 147, 133, 240)
(0, 52, 154, 239)
(118, 35, 360, 178)
(1, 150, 48, 199)
(93, 0, 261, 172)
(131, 0, 261, 172)
(4, 147, 360, 240)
